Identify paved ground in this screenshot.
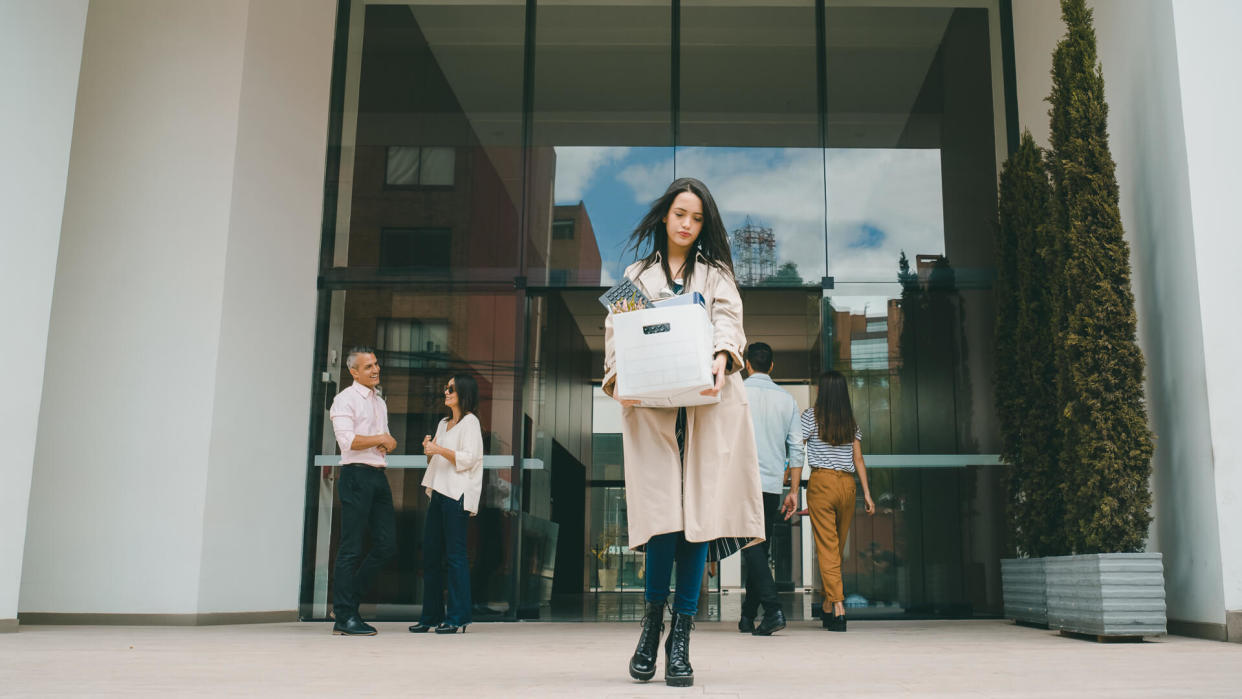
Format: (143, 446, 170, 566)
(3, 619, 1240, 697)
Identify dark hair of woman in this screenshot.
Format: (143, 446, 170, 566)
(450, 373, 479, 416)
(814, 370, 857, 446)
(625, 177, 736, 285)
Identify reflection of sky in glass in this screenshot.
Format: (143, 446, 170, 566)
(553, 146, 943, 287)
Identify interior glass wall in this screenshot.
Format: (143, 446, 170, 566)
(821, 5, 1005, 617)
(302, 0, 1011, 623)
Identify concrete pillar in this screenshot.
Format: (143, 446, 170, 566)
(0, 0, 90, 632)
(19, 0, 335, 623)
(1170, 0, 1242, 642)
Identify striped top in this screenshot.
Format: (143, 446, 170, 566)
(800, 408, 860, 473)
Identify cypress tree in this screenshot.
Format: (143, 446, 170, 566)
(1047, 0, 1154, 553)
(996, 131, 1062, 557)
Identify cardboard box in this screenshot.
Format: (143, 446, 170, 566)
(613, 302, 720, 407)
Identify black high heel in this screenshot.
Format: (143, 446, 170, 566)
(408, 622, 434, 633)
(823, 613, 847, 632)
(434, 622, 467, 634)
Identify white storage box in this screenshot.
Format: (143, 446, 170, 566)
(613, 302, 719, 407)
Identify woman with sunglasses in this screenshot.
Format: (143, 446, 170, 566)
(409, 374, 483, 634)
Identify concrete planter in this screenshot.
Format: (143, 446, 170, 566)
(1045, 553, 1166, 638)
(1001, 557, 1048, 626)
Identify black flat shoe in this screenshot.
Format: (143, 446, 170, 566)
(737, 615, 756, 634)
(332, 615, 377, 636)
(434, 622, 467, 634)
(408, 623, 434, 633)
(753, 609, 786, 636)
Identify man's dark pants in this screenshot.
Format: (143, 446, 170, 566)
(741, 491, 783, 619)
(333, 464, 396, 620)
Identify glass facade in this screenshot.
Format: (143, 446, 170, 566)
(301, 0, 1012, 623)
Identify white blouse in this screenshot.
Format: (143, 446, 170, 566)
(422, 413, 484, 514)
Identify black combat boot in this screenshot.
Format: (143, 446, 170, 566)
(628, 601, 665, 681)
(663, 611, 695, 687)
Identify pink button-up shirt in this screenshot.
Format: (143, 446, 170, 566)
(329, 381, 389, 467)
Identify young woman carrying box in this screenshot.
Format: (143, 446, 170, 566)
(602, 178, 764, 687)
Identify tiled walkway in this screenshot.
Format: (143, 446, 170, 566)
(3, 619, 1240, 696)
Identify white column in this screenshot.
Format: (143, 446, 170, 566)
(196, 0, 336, 615)
(0, 0, 89, 631)
(21, 0, 335, 620)
(1171, 0, 1242, 629)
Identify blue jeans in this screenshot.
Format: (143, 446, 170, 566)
(419, 490, 472, 626)
(644, 531, 708, 615)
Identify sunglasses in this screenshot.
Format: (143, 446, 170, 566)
(443, 384, 456, 394)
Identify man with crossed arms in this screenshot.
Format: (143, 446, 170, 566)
(329, 347, 397, 636)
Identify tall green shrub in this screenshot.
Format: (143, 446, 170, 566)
(996, 131, 1063, 557)
(1047, 0, 1154, 553)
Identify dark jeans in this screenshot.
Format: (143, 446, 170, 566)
(333, 465, 396, 620)
(644, 531, 708, 615)
(741, 492, 783, 618)
(419, 490, 472, 626)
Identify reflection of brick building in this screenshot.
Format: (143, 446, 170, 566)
(549, 202, 602, 287)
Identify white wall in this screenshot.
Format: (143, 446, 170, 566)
(0, 0, 89, 626)
(1011, 0, 1228, 627)
(21, 0, 335, 617)
(197, 0, 336, 614)
(1170, 0, 1242, 615)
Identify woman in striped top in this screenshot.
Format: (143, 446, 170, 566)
(787, 370, 875, 631)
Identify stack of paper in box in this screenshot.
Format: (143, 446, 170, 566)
(610, 291, 719, 407)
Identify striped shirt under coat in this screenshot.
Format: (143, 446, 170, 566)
(602, 253, 765, 561)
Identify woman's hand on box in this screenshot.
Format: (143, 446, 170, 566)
(699, 352, 728, 397)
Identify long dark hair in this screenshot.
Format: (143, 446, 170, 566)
(625, 177, 735, 286)
(813, 371, 858, 446)
(450, 373, 479, 416)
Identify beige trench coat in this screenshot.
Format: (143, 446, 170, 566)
(602, 253, 765, 552)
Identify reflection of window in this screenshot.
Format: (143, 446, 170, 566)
(375, 318, 449, 369)
(549, 269, 569, 286)
(850, 337, 888, 370)
(551, 219, 575, 240)
(385, 146, 455, 187)
(866, 318, 888, 333)
(380, 228, 450, 271)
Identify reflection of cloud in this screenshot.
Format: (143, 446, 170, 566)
(617, 157, 675, 204)
(554, 147, 631, 203)
(828, 149, 944, 281)
(666, 147, 828, 282)
(603, 147, 943, 285)
(848, 224, 887, 249)
(599, 266, 616, 287)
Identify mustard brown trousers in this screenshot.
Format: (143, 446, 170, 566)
(806, 468, 855, 609)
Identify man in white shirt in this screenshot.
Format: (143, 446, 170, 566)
(328, 347, 397, 636)
(739, 342, 804, 636)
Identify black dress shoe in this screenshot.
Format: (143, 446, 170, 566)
(737, 615, 756, 634)
(752, 609, 786, 636)
(332, 615, 377, 636)
(628, 601, 665, 682)
(434, 622, 467, 634)
(408, 622, 434, 633)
